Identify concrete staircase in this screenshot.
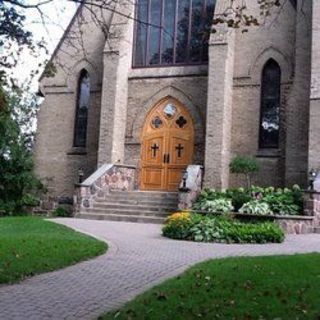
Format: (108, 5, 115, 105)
(77, 191, 179, 224)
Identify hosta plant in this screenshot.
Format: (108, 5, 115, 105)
(239, 200, 271, 215)
(193, 198, 234, 214)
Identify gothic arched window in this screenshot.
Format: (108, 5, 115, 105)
(259, 59, 281, 149)
(133, 0, 216, 67)
(74, 69, 90, 147)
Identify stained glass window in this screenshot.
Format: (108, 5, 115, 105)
(74, 69, 90, 147)
(259, 59, 281, 149)
(133, 0, 216, 67)
(152, 116, 163, 128)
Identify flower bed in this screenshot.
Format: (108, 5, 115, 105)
(193, 185, 303, 216)
(162, 212, 285, 244)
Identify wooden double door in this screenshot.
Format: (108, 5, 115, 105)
(140, 98, 194, 191)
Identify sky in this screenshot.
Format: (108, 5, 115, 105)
(14, 0, 78, 89)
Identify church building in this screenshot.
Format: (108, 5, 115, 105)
(34, 0, 319, 207)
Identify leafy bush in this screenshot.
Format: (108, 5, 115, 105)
(229, 190, 252, 211)
(222, 221, 285, 244)
(52, 207, 72, 218)
(163, 212, 196, 240)
(193, 185, 303, 216)
(229, 156, 260, 188)
(262, 187, 302, 215)
(193, 198, 234, 213)
(21, 194, 40, 207)
(163, 213, 285, 244)
(239, 200, 271, 215)
(0, 85, 44, 215)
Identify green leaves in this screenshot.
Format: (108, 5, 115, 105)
(193, 186, 303, 217)
(239, 200, 270, 215)
(0, 85, 43, 215)
(163, 214, 284, 244)
(230, 156, 260, 189)
(193, 198, 234, 214)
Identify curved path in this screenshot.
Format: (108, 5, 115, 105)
(1, 218, 320, 320)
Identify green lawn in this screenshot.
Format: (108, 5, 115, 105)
(101, 254, 320, 320)
(0, 217, 107, 284)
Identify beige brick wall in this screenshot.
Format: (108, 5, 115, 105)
(228, 0, 311, 188)
(34, 5, 108, 198)
(125, 70, 208, 168)
(309, 0, 320, 172)
(35, 0, 315, 200)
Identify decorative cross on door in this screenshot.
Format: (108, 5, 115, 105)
(175, 143, 184, 158)
(151, 143, 159, 157)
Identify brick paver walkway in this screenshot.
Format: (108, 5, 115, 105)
(1, 218, 320, 320)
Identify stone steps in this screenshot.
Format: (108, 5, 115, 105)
(77, 212, 166, 224)
(77, 190, 178, 224)
(93, 202, 176, 212)
(104, 191, 178, 200)
(84, 207, 170, 217)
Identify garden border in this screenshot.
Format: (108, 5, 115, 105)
(186, 210, 316, 235)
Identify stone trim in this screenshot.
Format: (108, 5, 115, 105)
(128, 65, 208, 80)
(74, 164, 136, 213)
(256, 149, 281, 158)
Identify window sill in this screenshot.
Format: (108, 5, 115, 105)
(256, 149, 281, 158)
(67, 147, 87, 156)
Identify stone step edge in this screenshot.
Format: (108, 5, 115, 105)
(95, 199, 178, 205)
(82, 208, 171, 217)
(93, 203, 177, 211)
(76, 213, 165, 224)
(107, 192, 178, 198)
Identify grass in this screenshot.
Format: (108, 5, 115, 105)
(0, 217, 107, 284)
(101, 254, 320, 320)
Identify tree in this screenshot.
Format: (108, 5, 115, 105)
(229, 155, 260, 189)
(0, 84, 43, 214)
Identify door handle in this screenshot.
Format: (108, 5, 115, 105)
(163, 154, 170, 163)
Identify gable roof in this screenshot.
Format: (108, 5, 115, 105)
(39, 4, 83, 81)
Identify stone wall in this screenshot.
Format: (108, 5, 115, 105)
(34, 90, 102, 199)
(229, 0, 306, 188)
(35, 5, 110, 200)
(285, 0, 312, 187)
(35, 0, 315, 202)
(74, 164, 136, 213)
(309, 0, 320, 172)
(125, 69, 208, 170)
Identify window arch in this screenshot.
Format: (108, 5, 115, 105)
(133, 0, 216, 67)
(74, 69, 90, 147)
(259, 59, 281, 149)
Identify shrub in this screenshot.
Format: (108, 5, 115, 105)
(21, 194, 40, 207)
(239, 200, 271, 215)
(162, 212, 194, 240)
(229, 190, 252, 211)
(193, 186, 303, 216)
(188, 216, 227, 242)
(52, 207, 72, 217)
(263, 194, 300, 215)
(193, 198, 234, 213)
(222, 221, 285, 244)
(163, 213, 285, 244)
(229, 156, 260, 188)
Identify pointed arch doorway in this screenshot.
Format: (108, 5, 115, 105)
(140, 97, 195, 191)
